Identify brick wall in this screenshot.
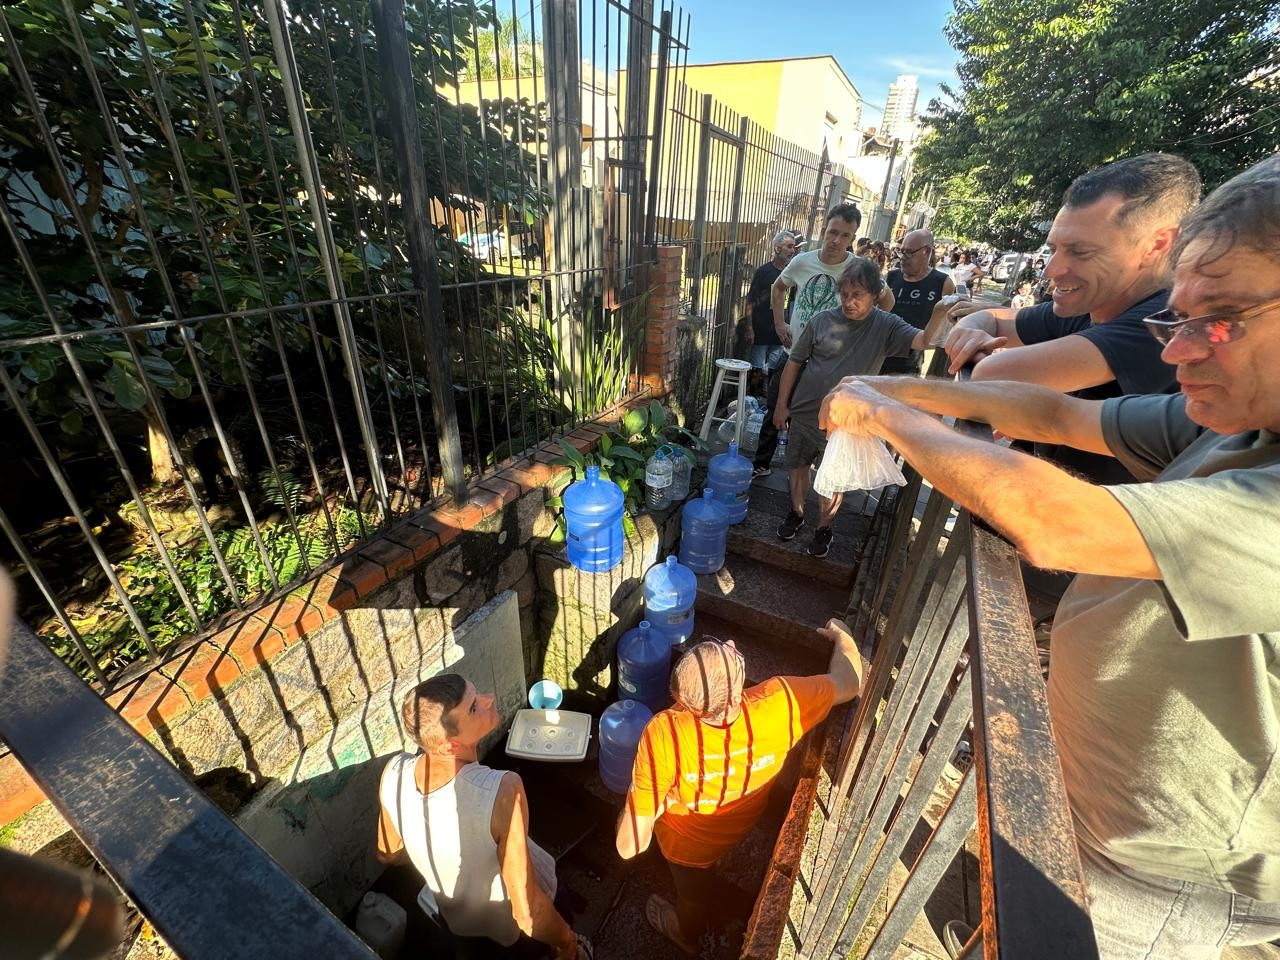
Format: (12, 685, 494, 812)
(638, 244, 683, 397)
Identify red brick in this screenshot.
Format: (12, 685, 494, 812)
(108, 670, 191, 737)
(255, 594, 318, 644)
(437, 500, 486, 531)
(498, 462, 543, 495)
(337, 556, 388, 600)
(228, 616, 291, 670)
(478, 475, 522, 508)
(359, 537, 416, 580)
(307, 570, 357, 619)
(384, 522, 439, 562)
(167, 635, 245, 701)
(468, 484, 506, 520)
(0, 754, 44, 826)
(561, 431, 596, 454)
(406, 513, 454, 552)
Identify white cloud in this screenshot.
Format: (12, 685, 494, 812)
(881, 57, 956, 80)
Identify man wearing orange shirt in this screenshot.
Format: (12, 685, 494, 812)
(615, 620, 864, 952)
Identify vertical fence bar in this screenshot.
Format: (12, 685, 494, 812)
(367, 0, 469, 505)
(263, 0, 390, 517)
(688, 93, 713, 318)
(643, 9, 673, 246)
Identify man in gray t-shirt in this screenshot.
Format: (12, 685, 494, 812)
(819, 155, 1280, 959)
(772, 258, 943, 559)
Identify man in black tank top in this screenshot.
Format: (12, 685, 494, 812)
(878, 229, 955, 374)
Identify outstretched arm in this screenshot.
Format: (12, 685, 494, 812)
(816, 618, 864, 704)
(494, 773, 578, 959)
(819, 380, 1158, 579)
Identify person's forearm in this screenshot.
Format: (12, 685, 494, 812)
(772, 286, 788, 336)
(827, 629, 863, 704)
(776, 361, 800, 409)
(869, 377, 1085, 446)
(868, 404, 1094, 570)
(525, 887, 575, 955)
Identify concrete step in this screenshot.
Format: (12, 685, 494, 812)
(695, 552, 849, 656)
(731, 474, 875, 589)
(693, 612, 828, 685)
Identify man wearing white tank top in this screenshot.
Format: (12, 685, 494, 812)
(377, 674, 588, 958)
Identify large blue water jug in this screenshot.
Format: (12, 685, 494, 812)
(644, 555, 698, 646)
(707, 441, 753, 524)
(564, 465, 624, 572)
(679, 489, 730, 574)
(598, 699, 654, 793)
(617, 620, 671, 711)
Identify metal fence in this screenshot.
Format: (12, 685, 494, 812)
(0, 0, 684, 688)
(650, 84, 867, 420)
(796, 420, 1099, 958)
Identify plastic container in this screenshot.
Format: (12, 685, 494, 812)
(667, 447, 692, 502)
(774, 428, 789, 465)
(644, 555, 698, 646)
(598, 699, 654, 793)
(744, 409, 765, 452)
(617, 620, 671, 711)
(645, 448, 673, 511)
(707, 441, 753, 524)
(528, 679, 564, 710)
(678, 489, 731, 574)
(564, 465, 624, 572)
(356, 892, 407, 959)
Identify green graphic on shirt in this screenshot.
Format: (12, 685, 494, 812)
(795, 273, 837, 336)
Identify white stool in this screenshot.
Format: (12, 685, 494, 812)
(698, 358, 753, 446)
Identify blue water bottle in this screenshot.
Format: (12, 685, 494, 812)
(643, 555, 697, 646)
(617, 621, 671, 711)
(679, 489, 730, 574)
(564, 465, 624, 572)
(598, 699, 654, 793)
(707, 440, 753, 524)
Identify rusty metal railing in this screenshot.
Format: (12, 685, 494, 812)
(794, 418, 1099, 959)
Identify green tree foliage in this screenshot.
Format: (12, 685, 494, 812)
(914, 0, 1280, 248)
(0, 0, 547, 471)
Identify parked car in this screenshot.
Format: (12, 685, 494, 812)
(991, 251, 1038, 283)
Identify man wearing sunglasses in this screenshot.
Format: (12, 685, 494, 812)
(878, 228, 956, 376)
(944, 153, 1201, 485)
(615, 622, 865, 953)
(818, 154, 1280, 960)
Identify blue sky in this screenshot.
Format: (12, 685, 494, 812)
(676, 0, 960, 125)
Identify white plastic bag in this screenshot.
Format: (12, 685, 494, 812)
(813, 430, 906, 497)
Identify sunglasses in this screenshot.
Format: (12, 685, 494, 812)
(1142, 294, 1280, 347)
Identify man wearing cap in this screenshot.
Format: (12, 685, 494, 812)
(615, 622, 865, 953)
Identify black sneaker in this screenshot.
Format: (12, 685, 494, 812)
(751, 465, 771, 479)
(776, 510, 804, 541)
(806, 526, 833, 558)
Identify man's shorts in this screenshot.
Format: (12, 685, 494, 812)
(784, 419, 827, 470)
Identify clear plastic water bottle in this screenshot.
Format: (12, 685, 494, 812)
(667, 447, 692, 502)
(773, 427, 789, 466)
(954, 281, 969, 300)
(645, 448, 673, 510)
(743, 409, 765, 453)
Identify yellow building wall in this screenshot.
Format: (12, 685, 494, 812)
(677, 61, 783, 133)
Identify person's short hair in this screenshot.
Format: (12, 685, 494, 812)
(772, 230, 793, 249)
(825, 202, 861, 229)
(1173, 154, 1280, 268)
(837, 257, 885, 297)
(402, 673, 467, 750)
(1062, 153, 1201, 230)
(670, 640, 745, 723)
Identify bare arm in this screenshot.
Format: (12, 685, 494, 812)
(944, 307, 1024, 373)
(771, 276, 793, 348)
(822, 375, 1111, 455)
(970, 334, 1117, 393)
(493, 773, 577, 958)
(772, 360, 802, 429)
(878, 287, 895, 313)
(815, 618, 864, 704)
(376, 804, 407, 865)
(615, 791, 659, 861)
(819, 382, 1158, 578)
